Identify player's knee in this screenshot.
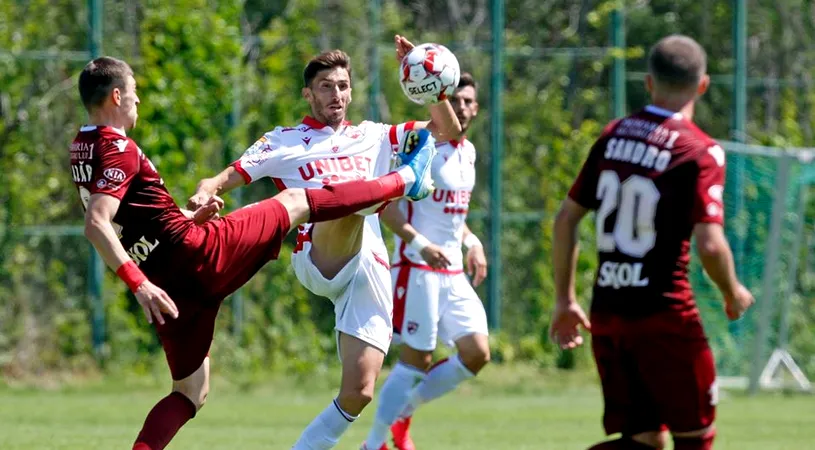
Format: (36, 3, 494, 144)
(456, 333, 490, 374)
(172, 359, 210, 411)
(399, 347, 434, 371)
(630, 430, 668, 449)
(337, 381, 376, 412)
(173, 379, 209, 411)
(672, 426, 715, 449)
(274, 188, 309, 226)
(459, 345, 490, 374)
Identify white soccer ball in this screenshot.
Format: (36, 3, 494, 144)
(399, 43, 461, 105)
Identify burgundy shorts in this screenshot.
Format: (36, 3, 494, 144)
(154, 198, 291, 380)
(591, 332, 717, 436)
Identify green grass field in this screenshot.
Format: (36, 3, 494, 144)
(0, 365, 811, 449)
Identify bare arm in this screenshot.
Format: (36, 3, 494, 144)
(694, 222, 754, 320)
(84, 194, 178, 324)
(380, 200, 450, 269)
(194, 165, 246, 198)
(693, 223, 738, 297)
(186, 166, 242, 220)
(420, 100, 462, 142)
(380, 200, 421, 244)
(84, 194, 133, 270)
(462, 222, 487, 286)
(552, 198, 589, 306)
(549, 197, 592, 348)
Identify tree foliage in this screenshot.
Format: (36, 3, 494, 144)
(2, 0, 815, 379)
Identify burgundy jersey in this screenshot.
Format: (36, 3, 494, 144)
(568, 105, 726, 335)
(70, 126, 194, 278)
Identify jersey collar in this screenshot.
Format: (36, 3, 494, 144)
(79, 125, 127, 136)
(302, 116, 352, 131)
(644, 105, 684, 120)
(448, 136, 467, 147)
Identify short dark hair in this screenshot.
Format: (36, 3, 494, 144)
(303, 50, 352, 87)
(457, 72, 478, 92)
(78, 57, 133, 111)
(647, 35, 707, 90)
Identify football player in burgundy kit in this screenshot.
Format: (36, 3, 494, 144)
(189, 37, 462, 449)
(70, 56, 439, 450)
(363, 73, 489, 450)
(549, 35, 754, 450)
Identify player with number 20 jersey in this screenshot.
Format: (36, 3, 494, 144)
(550, 35, 754, 450)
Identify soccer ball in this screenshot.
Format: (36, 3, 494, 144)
(399, 43, 461, 105)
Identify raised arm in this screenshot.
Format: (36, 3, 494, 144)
(380, 201, 450, 270)
(188, 131, 284, 220)
(195, 165, 246, 198)
(84, 194, 178, 324)
(421, 100, 461, 142)
(393, 35, 462, 141)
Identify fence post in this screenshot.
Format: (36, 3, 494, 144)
(487, 0, 504, 330)
(610, 2, 626, 118)
(731, 0, 747, 278)
(87, 0, 106, 360)
(229, 53, 244, 338)
(368, 0, 381, 122)
(748, 154, 791, 394)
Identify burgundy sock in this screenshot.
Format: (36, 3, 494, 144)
(305, 172, 405, 223)
(673, 429, 715, 450)
(588, 437, 658, 449)
(133, 392, 197, 450)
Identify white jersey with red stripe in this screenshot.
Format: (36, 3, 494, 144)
(233, 116, 417, 257)
(393, 138, 476, 272)
(231, 116, 417, 354)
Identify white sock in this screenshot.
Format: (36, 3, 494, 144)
(364, 363, 426, 448)
(395, 166, 416, 195)
(292, 398, 358, 450)
(400, 355, 474, 417)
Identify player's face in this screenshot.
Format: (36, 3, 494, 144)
(451, 86, 478, 133)
(303, 67, 352, 128)
(117, 75, 140, 129)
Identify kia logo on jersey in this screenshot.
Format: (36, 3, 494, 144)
(104, 168, 126, 182)
(406, 321, 419, 334)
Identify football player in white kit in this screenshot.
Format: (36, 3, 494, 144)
(362, 73, 489, 450)
(188, 37, 462, 450)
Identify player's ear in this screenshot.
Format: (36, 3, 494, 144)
(472, 100, 479, 117)
(644, 73, 654, 95)
(302, 86, 312, 102)
(697, 74, 710, 97)
(112, 87, 122, 107)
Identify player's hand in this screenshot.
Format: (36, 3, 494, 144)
(134, 280, 179, 325)
(466, 245, 488, 287)
(394, 34, 415, 62)
(549, 300, 591, 350)
(420, 243, 451, 270)
(186, 192, 224, 224)
(724, 283, 754, 320)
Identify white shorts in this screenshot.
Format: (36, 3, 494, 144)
(391, 265, 489, 352)
(292, 240, 393, 354)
